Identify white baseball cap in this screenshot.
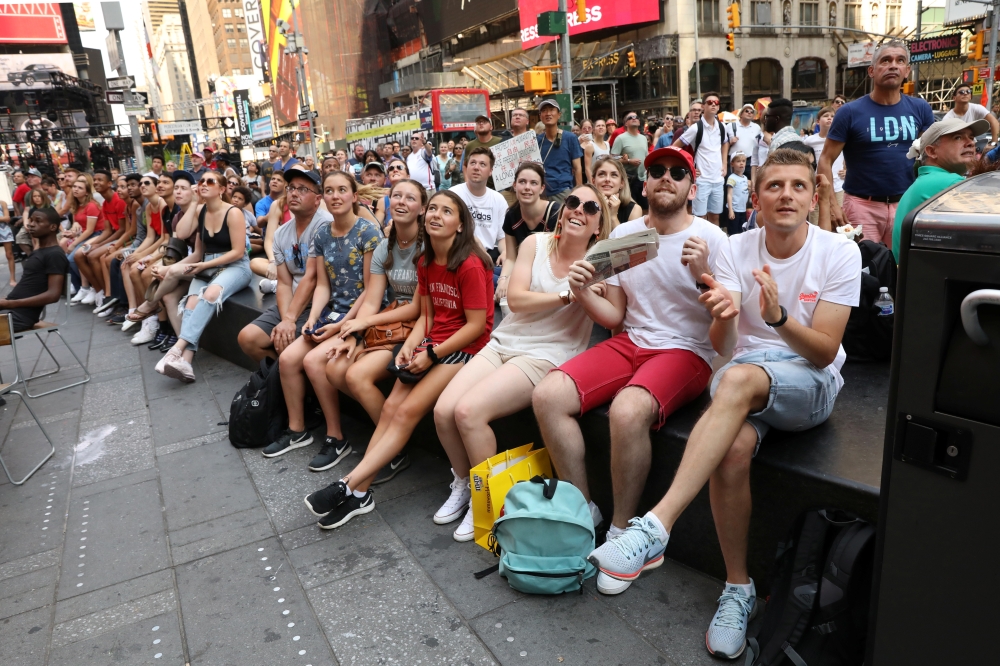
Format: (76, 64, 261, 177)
(906, 117, 990, 159)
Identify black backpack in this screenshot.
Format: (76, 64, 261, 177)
(842, 239, 896, 362)
(229, 357, 287, 448)
(693, 117, 728, 154)
(744, 509, 875, 666)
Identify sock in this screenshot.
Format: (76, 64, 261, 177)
(352, 489, 366, 498)
(644, 511, 670, 544)
(726, 581, 754, 598)
(607, 523, 626, 539)
(128, 308, 135, 314)
(588, 501, 604, 528)
(341, 479, 352, 494)
(161, 320, 174, 335)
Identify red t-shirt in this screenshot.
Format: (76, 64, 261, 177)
(12, 183, 30, 206)
(74, 201, 103, 232)
(101, 193, 126, 231)
(417, 253, 494, 354)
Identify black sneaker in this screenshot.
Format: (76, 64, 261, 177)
(372, 453, 411, 485)
(318, 490, 374, 529)
(308, 436, 351, 472)
(304, 480, 349, 517)
(262, 429, 314, 457)
(148, 332, 169, 350)
(108, 313, 127, 325)
(159, 335, 178, 352)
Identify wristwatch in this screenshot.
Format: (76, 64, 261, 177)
(765, 305, 788, 328)
(559, 290, 571, 305)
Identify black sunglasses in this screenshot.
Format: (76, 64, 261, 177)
(647, 164, 691, 182)
(956, 89, 972, 95)
(387, 164, 406, 172)
(563, 195, 600, 216)
(291, 243, 304, 269)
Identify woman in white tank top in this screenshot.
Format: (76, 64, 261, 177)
(586, 119, 611, 180)
(431, 184, 613, 541)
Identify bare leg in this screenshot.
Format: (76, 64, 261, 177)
(3, 242, 15, 286)
(238, 324, 276, 362)
(122, 262, 138, 309)
(303, 339, 352, 439)
(344, 350, 394, 423)
(433, 354, 504, 478)
(278, 335, 315, 431)
(710, 422, 758, 585)
(250, 256, 271, 278)
(532, 371, 590, 500)
(161, 285, 184, 334)
(608, 386, 659, 529)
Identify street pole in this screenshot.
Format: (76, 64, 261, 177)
(988, 0, 999, 112)
(693, 10, 703, 103)
(914, 0, 922, 94)
(290, 1, 319, 159)
(558, 0, 572, 119)
(111, 34, 146, 171)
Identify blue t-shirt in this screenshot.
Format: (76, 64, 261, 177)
(254, 194, 274, 219)
(726, 173, 749, 213)
(655, 132, 674, 149)
(537, 130, 584, 196)
(828, 94, 935, 198)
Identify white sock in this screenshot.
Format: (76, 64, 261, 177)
(95, 290, 104, 298)
(128, 308, 135, 314)
(726, 581, 754, 597)
(644, 511, 670, 544)
(352, 489, 366, 498)
(588, 501, 603, 528)
(607, 523, 626, 539)
(341, 479, 351, 494)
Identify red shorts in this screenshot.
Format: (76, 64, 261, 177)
(556, 332, 712, 429)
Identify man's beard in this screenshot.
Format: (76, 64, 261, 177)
(648, 186, 689, 216)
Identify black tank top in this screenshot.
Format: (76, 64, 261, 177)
(617, 201, 637, 224)
(199, 204, 238, 255)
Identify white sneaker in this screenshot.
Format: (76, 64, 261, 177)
(90, 291, 105, 309)
(131, 318, 159, 345)
(93, 295, 116, 314)
(433, 468, 471, 525)
(69, 283, 78, 297)
(258, 278, 277, 294)
(121, 318, 139, 332)
(452, 503, 475, 542)
(71, 287, 91, 304)
(80, 289, 98, 305)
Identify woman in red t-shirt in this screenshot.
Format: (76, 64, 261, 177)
(303, 189, 494, 530)
(66, 174, 104, 302)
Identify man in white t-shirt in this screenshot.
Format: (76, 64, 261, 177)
(449, 146, 507, 266)
(729, 104, 762, 169)
(673, 91, 735, 226)
(590, 148, 861, 660)
(803, 105, 846, 226)
(533, 146, 729, 569)
(944, 84, 999, 147)
(406, 132, 436, 192)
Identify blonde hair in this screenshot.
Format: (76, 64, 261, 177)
(548, 184, 613, 254)
(590, 155, 633, 205)
(69, 173, 95, 214)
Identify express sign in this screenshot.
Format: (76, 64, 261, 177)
(518, 0, 660, 49)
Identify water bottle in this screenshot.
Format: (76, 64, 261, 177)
(875, 286, 894, 316)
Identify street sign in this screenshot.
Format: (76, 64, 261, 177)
(973, 81, 985, 97)
(105, 90, 124, 104)
(159, 120, 202, 136)
(250, 116, 273, 141)
(223, 117, 234, 128)
(298, 111, 318, 121)
(123, 91, 149, 115)
(299, 120, 311, 131)
(107, 75, 136, 90)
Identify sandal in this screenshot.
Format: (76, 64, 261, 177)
(126, 303, 161, 322)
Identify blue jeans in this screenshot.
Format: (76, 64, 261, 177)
(178, 254, 251, 351)
(68, 245, 85, 290)
(711, 348, 840, 448)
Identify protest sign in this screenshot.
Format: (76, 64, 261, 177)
(491, 132, 543, 190)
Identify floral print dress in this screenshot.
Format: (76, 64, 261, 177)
(309, 217, 382, 315)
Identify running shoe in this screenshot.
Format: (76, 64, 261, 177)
(372, 453, 410, 485)
(160, 351, 195, 383)
(588, 515, 667, 595)
(453, 503, 475, 542)
(131, 318, 159, 345)
(107, 312, 127, 325)
(71, 287, 91, 304)
(94, 297, 118, 315)
(433, 468, 471, 525)
(262, 429, 314, 458)
(706, 580, 757, 659)
(159, 335, 178, 352)
(308, 436, 351, 471)
(258, 278, 277, 294)
(318, 490, 374, 529)
(304, 480, 349, 517)
(79, 288, 97, 305)
(148, 332, 169, 350)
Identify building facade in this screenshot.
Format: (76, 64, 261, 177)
(207, 0, 254, 77)
(153, 14, 198, 121)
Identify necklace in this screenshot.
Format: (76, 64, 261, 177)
(397, 232, 417, 246)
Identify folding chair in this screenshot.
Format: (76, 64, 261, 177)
(0, 313, 56, 485)
(13, 273, 90, 398)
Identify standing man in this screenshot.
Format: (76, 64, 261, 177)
(347, 144, 365, 182)
(189, 152, 209, 180)
(819, 39, 935, 249)
(508, 108, 531, 138)
(674, 91, 736, 226)
(944, 84, 999, 147)
(449, 147, 507, 267)
(612, 112, 650, 209)
(537, 99, 583, 202)
(729, 105, 762, 173)
(10, 170, 29, 216)
(406, 132, 436, 192)
(464, 114, 503, 189)
(150, 155, 165, 177)
(275, 140, 300, 171)
(892, 118, 987, 260)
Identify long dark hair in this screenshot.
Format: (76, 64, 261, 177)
(323, 171, 360, 215)
(383, 179, 427, 271)
(510, 162, 546, 219)
(420, 190, 493, 272)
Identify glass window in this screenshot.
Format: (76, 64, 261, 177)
(237, 24, 245, 33)
(222, 8, 232, 17)
(886, 0, 900, 29)
(845, 2, 861, 28)
(227, 38, 236, 49)
(235, 8, 244, 17)
(800, 1, 819, 25)
(225, 23, 234, 33)
(744, 58, 783, 97)
(753, 1, 772, 24)
(239, 38, 248, 49)
(698, 0, 721, 33)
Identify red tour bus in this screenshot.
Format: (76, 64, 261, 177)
(426, 88, 490, 132)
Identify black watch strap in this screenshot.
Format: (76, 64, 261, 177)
(426, 344, 440, 363)
(765, 305, 788, 328)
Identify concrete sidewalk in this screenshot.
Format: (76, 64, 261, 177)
(0, 288, 743, 665)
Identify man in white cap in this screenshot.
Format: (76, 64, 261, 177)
(536, 98, 583, 202)
(892, 117, 989, 260)
(729, 104, 762, 176)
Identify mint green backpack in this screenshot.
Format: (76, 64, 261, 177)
(485, 476, 596, 595)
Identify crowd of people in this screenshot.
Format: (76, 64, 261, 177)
(2, 38, 998, 661)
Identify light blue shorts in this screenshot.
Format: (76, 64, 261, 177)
(711, 348, 840, 449)
(693, 179, 724, 216)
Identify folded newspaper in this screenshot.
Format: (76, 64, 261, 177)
(583, 228, 659, 286)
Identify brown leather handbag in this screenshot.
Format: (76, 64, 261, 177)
(359, 301, 416, 357)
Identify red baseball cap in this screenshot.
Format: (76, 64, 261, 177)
(644, 146, 696, 180)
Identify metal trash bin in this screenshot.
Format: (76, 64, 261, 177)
(870, 172, 1000, 663)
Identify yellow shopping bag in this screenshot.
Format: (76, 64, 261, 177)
(475, 447, 553, 551)
(470, 443, 533, 548)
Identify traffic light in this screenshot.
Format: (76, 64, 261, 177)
(969, 31, 984, 61)
(576, 0, 586, 23)
(627, 50, 637, 68)
(726, 3, 741, 29)
(726, 33, 736, 51)
(902, 81, 915, 95)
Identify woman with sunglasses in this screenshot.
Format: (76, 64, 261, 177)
(262, 171, 381, 470)
(156, 171, 252, 382)
(433, 184, 611, 539)
(448, 144, 465, 186)
(592, 154, 642, 226)
(303, 190, 494, 529)
(494, 162, 559, 303)
(120, 175, 169, 328)
(225, 176, 241, 202)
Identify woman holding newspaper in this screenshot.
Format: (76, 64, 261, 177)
(431, 184, 613, 542)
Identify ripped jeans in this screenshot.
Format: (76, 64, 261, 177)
(178, 253, 252, 351)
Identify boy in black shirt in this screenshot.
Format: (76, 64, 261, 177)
(0, 207, 69, 332)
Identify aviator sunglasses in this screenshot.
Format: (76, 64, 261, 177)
(563, 195, 601, 216)
(646, 164, 691, 181)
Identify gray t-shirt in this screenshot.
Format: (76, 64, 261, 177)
(370, 237, 420, 303)
(131, 200, 148, 248)
(272, 207, 332, 290)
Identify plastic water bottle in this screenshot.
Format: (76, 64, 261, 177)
(875, 287, 894, 316)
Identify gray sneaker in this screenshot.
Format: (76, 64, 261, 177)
(262, 429, 314, 457)
(587, 515, 667, 595)
(705, 580, 758, 659)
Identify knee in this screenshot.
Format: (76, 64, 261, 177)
(532, 372, 575, 418)
(433, 398, 456, 432)
(452, 398, 479, 432)
(202, 285, 223, 304)
(237, 325, 261, 353)
(303, 351, 327, 379)
(714, 366, 761, 408)
(608, 388, 657, 434)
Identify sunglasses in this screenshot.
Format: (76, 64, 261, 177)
(387, 164, 406, 172)
(956, 89, 972, 95)
(228, 181, 239, 187)
(291, 243, 304, 269)
(563, 195, 601, 216)
(704, 99, 720, 106)
(140, 180, 155, 186)
(199, 177, 220, 186)
(647, 164, 692, 181)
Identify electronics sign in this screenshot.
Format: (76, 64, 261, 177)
(518, 0, 660, 49)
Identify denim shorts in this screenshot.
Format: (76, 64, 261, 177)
(711, 348, 840, 449)
(693, 179, 724, 216)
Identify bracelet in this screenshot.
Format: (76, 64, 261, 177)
(351, 331, 364, 342)
(765, 305, 788, 328)
(426, 344, 440, 364)
(498, 275, 509, 281)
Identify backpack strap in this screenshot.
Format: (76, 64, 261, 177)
(780, 642, 809, 666)
(530, 475, 558, 499)
(693, 118, 705, 154)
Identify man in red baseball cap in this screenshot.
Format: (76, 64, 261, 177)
(533, 144, 731, 572)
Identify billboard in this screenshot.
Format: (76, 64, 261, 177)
(242, 0, 269, 84)
(944, 0, 989, 26)
(0, 53, 77, 91)
(250, 116, 273, 141)
(519, 0, 660, 50)
(847, 41, 877, 68)
(262, 0, 306, 127)
(0, 3, 67, 44)
(73, 1, 95, 31)
(909, 33, 964, 63)
(419, 0, 517, 45)
(234, 89, 252, 146)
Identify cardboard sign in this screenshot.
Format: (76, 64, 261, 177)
(490, 132, 543, 191)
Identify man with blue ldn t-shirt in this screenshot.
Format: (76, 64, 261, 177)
(818, 39, 934, 252)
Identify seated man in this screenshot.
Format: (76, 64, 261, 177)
(0, 207, 69, 332)
(589, 148, 861, 659)
(237, 169, 330, 361)
(533, 146, 729, 543)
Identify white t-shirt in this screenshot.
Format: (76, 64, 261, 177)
(715, 225, 862, 391)
(679, 117, 735, 184)
(753, 134, 770, 173)
(803, 134, 845, 192)
(730, 121, 761, 164)
(407, 150, 436, 192)
(944, 104, 989, 123)
(450, 183, 507, 251)
(607, 216, 730, 363)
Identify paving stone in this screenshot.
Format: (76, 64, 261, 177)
(169, 506, 275, 565)
(158, 439, 263, 532)
(176, 538, 337, 665)
(308, 555, 496, 666)
(0, 548, 60, 582)
(0, 465, 73, 565)
(71, 466, 158, 499)
(155, 429, 229, 457)
(52, 589, 176, 648)
(0, 411, 77, 488)
(378, 479, 519, 619)
(57, 478, 169, 600)
(142, 354, 212, 402)
(72, 412, 155, 488)
(49, 609, 184, 665)
(0, 563, 58, 621)
(81, 373, 146, 420)
(54, 569, 175, 625)
(0, 604, 52, 666)
(147, 384, 226, 446)
(85, 343, 140, 375)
